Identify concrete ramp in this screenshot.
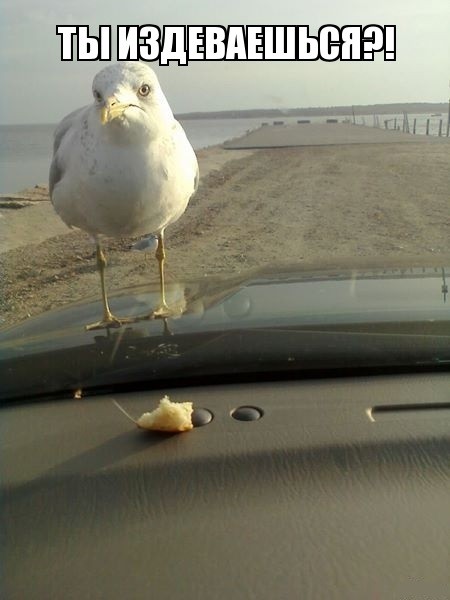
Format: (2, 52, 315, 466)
(223, 122, 449, 149)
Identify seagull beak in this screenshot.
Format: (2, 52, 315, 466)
(100, 97, 130, 124)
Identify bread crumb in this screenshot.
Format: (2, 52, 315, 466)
(137, 396, 193, 432)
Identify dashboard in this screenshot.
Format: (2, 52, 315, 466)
(2, 372, 450, 599)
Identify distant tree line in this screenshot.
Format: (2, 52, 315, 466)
(176, 102, 447, 120)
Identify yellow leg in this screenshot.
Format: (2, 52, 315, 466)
(115, 232, 177, 324)
(153, 232, 171, 318)
(85, 242, 122, 331)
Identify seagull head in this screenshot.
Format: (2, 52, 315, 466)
(92, 62, 174, 136)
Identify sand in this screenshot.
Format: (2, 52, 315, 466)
(1, 128, 449, 328)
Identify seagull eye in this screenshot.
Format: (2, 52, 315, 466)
(138, 84, 151, 97)
(93, 90, 102, 102)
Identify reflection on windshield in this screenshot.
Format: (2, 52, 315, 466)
(1, 266, 450, 401)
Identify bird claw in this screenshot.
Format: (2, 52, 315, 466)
(85, 304, 180, 329)
(152, 305, 172, 319)
(85, 314, 123, 331)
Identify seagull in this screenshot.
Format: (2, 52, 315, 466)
(49, 62, 199, 330)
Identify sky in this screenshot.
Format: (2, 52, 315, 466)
(1, 0, 449, 124)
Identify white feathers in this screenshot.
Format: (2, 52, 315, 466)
(50, 62, 199, 239)
(131, 234, 159, 252)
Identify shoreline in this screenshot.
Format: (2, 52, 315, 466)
(0, 145, 255, 254)
(1, 139, 449, 327)
(0, 145, 252, 202)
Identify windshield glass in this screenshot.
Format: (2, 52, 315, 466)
(1, 1, 449, 398)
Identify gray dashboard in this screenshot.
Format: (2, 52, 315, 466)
(2, 373, 450, 599)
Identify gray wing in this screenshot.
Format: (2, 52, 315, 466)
(49, 106, 88, 199)
(193, 163, 200, 195)
(172, 119, 199, 198)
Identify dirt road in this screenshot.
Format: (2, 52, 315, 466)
(1, 141, 449, 327)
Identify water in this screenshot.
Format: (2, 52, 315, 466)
(0, 118, 265, 194)
(0, 114, 447, 194)
(0, 125, 55, 194)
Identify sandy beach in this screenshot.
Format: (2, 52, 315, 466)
(1, 126, 449, 328)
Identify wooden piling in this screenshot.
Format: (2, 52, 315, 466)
(413, 118, 416, 134)
(447, 98, 450, 137)
(438, 119, 443, 136)
(426, 119, 430, 135)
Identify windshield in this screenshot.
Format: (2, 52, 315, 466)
(1, 1, 449, 399)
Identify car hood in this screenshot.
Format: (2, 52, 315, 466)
(1, 265, 449, 401)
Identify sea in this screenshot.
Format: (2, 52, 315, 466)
(0, 113, 447, 194)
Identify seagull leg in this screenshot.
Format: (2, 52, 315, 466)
(120, 232, 180, 323)
(153, 231, 171, 318)
(85, 242, 122, 331)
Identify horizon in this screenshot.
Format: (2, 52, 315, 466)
(1, 100, 448, 128)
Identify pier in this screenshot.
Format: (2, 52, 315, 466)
(223, 122, 450, 150)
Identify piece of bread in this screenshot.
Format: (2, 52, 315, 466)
(137, 396, 193, 432)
